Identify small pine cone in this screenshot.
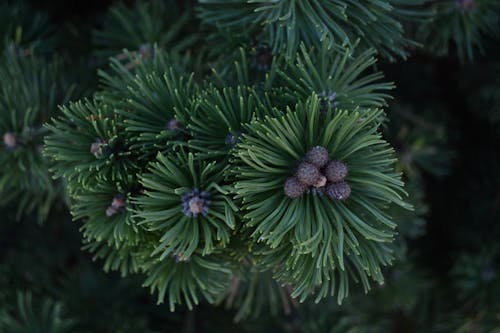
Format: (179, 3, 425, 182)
(305, 146, 329, 168)
(284, 177, 307, 199)
(324, 160, 348, 182)
(295, 162, 321, 186)
(326, 181, 351, 201)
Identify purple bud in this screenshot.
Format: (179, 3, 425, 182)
(3, 132, 18, 150)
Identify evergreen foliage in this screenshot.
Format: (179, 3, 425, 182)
(138, 151, 236, 260)
(1, 0, 500, 331)
(44, 40, 413, 310)
(221, 269, 296, 322)
(232, 97, 409, 302)
(0, 292, 74, 333)
(386, 101, 455, 178)
(0, 45, 74, 222)
(418, 0, 500, 61)
(0, 1, 52, 53)
(198, 0, 430, 60)
(44, 98, 137, 188)
(275, 44, 394, 111)
(93, 0, 198, 60)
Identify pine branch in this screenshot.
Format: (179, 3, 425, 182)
(44, 98, 138, 189)
(44, 38, 412, 317)
(0, 45, 73, 222)
(93, 0, 199, 60)
(136, 151, 236, 260)
(417, 0, 500, 62)
(188, 85, 269, 159)
(276, 43, 395, 111)
(0, 1, 53, 54)
(232, 94, 410, 303)
(0, 292, 74, 333)
(198, 0, 430, 60)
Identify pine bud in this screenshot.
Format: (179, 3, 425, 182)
(138, 43, 155, 59)
(326, 181, 351, 201)
(182, 189, 211, 217)
(111, 194, 127, 210)
(3, 132, 18, 150)
(319, 91, 338, 113)
(324, 160, 348, 182)
(305, 146, 329, 168)
(173, 252, 191, 263)
(188, 197, 205, 215)
(90, 139, 107, 158)
(284, 177, 307, 198)
(167, 118, 181, 131)
(90, 142, 100, 155)
(106, 194, 127, 217)
(225, 132, 242, 147)
(295, 162, 321, 186)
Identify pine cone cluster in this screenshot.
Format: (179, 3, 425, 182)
(284, 146, 351, 201)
